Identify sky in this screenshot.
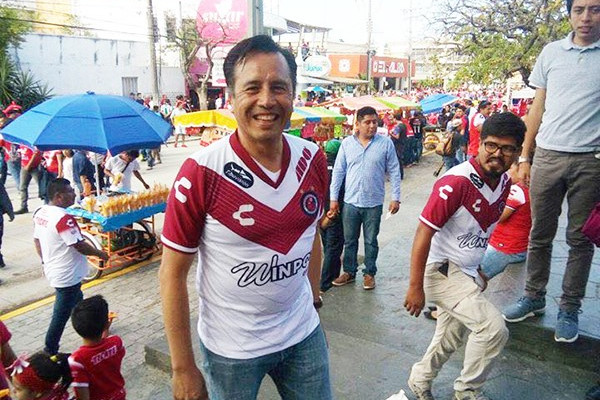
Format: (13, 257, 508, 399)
(6, 0, 437, 51)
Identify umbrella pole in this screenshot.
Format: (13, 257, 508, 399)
(94, 156, 101, 196)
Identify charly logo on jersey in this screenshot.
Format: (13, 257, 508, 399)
(300, 190, 319, 217)
(469, 173, 484, 189)
(224, 162, 254, 188)
(231, 253, 311, 287)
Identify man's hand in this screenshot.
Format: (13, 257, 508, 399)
(388, 200, 400, 214)
(404, 285, 425, 317)
(518, 162, 531, 187)
(329, 201, 340, 217)
(97, 250, 109, 261)
(143, 182, 150, 190)
(477, 269, 489, 292)
(172, 367, 208, 400)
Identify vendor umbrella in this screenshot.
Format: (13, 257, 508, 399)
(0, 92, 173, 195)
(0, 92, 172, 155)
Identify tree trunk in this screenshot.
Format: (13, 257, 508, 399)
(198, 81, 208, 110)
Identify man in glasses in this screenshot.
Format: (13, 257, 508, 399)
(503, 0, 600, 344)
(404, 112, 526, 400)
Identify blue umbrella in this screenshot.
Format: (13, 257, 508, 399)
(0, 92, 172, 155)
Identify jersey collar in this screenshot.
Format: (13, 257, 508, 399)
(229, 131, 291, 189)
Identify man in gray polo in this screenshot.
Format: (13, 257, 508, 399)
(503, 0, 600, 343)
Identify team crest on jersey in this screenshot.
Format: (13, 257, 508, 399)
(300, 191, 319, 217)
(498, 200, 506, 213)
(224, 162, 254, 188)
(470, 173, 484, 189)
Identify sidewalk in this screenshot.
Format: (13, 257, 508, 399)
(1, 152, 598, 399)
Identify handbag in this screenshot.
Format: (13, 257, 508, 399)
(582, 202, 600, 247)
(435, 132, 455, 156)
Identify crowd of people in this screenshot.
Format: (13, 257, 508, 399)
(0, 0, 599, 397)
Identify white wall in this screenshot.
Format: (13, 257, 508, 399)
(10, 34, 185, 98)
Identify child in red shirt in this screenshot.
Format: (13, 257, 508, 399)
(0, 320, 17, 400)
(8, 352, 71, 400)
(68, 295, 125, 400)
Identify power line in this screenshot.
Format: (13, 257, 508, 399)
(0, 15, 151, 38)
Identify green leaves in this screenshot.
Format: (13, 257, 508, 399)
(436, 0, 571, 86)
(0, 6, 52, 111)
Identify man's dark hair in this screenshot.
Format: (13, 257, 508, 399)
(47, 178, 72, 201)
(567, 0, 573, 13)
(223, 35, 297, 95)
(71, 295, 109, 339)
(480, 112, 526, 147)
(464, 99, 473, 106)
(126, 149, 140, 159)
(356, 106, 377, 121)
(393, 112, 403, 120)
(478, 100, 491, 111)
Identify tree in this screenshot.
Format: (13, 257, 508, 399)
(434, 0, 570, 86)
(168, 13, 235, 110)
(0, 6, 52, 110)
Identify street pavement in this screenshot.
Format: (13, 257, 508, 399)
(0, 142, 598, 399)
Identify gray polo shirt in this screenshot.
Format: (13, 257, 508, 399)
(529, 33, 600, 153)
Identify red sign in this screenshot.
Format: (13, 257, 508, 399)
(371, 57, 410, 78)
(196, 0, 248, 44)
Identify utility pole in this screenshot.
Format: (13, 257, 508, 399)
(407, 0, 413, 93)
(147, 0, 159, 102)
(250, 0, 264, 36)
(366, 0, 373, 95)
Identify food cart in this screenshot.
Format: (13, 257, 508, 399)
(65, 185, 170, 281)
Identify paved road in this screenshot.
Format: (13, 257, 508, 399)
(1, 145, 597, 399)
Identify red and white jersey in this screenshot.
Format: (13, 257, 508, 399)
(33, 205, 87, 288)
(69, 336, 126, 400)
(489, 182, 531, 254)
(43, 150, 62, 175)
(162, 132, 328, 359)
(420, 158, 511, 276)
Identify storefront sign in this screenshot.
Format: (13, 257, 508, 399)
(196, 0, 248, 43)
(370, 57, 410, 78)
(301, 55, 332, 77)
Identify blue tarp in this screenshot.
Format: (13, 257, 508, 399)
(419, 94, 459, 114)
(66, 203, 166, 232)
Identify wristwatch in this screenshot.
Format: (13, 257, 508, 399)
(518, 156, 531, 164)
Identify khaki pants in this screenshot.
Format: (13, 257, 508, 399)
(410, 262, 508, 392)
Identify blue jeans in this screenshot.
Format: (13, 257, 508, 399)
(320, 219, 344, 291)
(481, 246, 526, 280)
(45, 283, 83, 354)
(7, 160, 20, 189)
(342, 203, 383, 277)
(198, 325, 332, 400)
(443, 155, 459, 171)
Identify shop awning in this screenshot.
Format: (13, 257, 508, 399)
(323, 76, 369, 84)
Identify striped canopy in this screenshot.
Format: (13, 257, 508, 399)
(173, 107, 347, 131)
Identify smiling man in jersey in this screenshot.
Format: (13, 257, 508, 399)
(404, 112, 526, 400)
(159, 35, 331, 400)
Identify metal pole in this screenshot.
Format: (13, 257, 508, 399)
(251, 0, 264, 36)
(366, 0, 372, 95)
(407, 0, 413, 93)
(147, 0, 159, 102)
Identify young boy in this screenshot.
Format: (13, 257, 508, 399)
(68, 295, 126, 400)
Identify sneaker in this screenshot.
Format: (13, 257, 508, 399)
(14, 208, 28, 215)
(331, 272, 355, 287)
(555, 309, 580, 343)
(502, 296, 546, 322)
(454, 389, 490, 400)
(363, 274, 376, 290)
(408, 378, 435, 400)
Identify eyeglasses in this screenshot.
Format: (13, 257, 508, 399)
(483, 141, 519, 156)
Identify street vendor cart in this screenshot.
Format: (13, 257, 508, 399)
(65, 186, 169, 280)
